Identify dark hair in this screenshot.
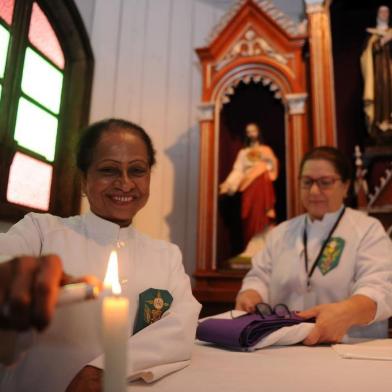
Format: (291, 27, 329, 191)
(76, 118, 156, 174)
(244, 122, 264, 147)
(299, 146, 352, 182)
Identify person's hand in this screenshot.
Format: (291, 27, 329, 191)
(0, 255, 64, 331)
(298, 302, 357, 345)
(0, 255, 99, 332)
(238, 161, 267, 192)
(66, 365, 103, 392)
(298, 302, 352, 345)
(219, 182, 229, 195)
(235, 289, 262, 312)
(298, 295, 377, 345)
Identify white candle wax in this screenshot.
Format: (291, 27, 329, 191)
(103, 250, 129, 392)
(103, 295, 129, 392)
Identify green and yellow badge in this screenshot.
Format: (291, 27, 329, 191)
(133, 288, 173, 334)
(318, 237, 345, 275)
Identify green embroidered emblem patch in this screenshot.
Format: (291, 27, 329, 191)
(318, 237, 345, 275)
(133, 288, 173, 334)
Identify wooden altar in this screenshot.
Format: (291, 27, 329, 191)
(193, 0, 312, 313)
(192, 0, 341, 314)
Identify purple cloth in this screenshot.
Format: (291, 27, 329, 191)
(196, 312, 314, 349)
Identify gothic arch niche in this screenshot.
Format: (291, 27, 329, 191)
(194, 0, 309, 308)
(217, 76, 286, 265)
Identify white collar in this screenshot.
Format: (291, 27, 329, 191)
(306, 205, 345, 232)
(83, 211, 135, 245)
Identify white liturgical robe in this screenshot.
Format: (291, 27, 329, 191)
(240, 207, 392, 338)
(0, 212, 201, 392)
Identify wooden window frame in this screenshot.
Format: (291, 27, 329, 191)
(0, 0, 93, 221)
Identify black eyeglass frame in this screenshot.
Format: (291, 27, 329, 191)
(230, 302, 291, 319)
(255, 302, 291, 319)
(298, 176, 342, 190)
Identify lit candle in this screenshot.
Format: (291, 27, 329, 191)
(102, 250, 129, 392)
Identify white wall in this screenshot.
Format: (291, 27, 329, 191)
(73, 0, 305, 275)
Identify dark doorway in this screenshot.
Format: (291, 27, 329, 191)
(216, 80, 286, 266)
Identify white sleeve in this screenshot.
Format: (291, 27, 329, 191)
(222, 150, 245, 194)
(88, 245, 201, 381)
(351, 219, 392, 322)
(239, 233, 274, 302)
(0, 213, 42, 258)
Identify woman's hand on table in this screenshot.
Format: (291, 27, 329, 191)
(235, 289, 262, 313)
(298, 295, 377, 345)
(0, 255, 99, 331)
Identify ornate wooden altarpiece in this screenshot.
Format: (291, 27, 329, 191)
(193, 0, 338, 314)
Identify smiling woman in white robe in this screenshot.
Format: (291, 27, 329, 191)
(0, 118, 201, 392)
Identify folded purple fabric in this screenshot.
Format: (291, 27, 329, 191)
(196, 312, 315, 349)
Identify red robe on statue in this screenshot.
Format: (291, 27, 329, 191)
(220, 144, 278, 250)
(241, 171, 275, 245)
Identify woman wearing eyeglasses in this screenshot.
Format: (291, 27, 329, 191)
(235, 146, 392, 345)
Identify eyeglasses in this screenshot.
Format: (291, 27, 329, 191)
(299, 176, 342, 190)
(255, 303, 291, 319)
(231, 302, 291, 319)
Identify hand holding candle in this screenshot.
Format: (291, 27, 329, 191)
(102, 250, 129, 392)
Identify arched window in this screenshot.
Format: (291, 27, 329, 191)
(0, 0, 93, 221)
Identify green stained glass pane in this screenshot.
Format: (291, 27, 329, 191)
(7, 152, 52, 211)
(0, 24, 10, 78)
(21, 47, 63, 114)
(14, 97, 58, 161)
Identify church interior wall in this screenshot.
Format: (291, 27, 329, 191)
(0, 0, 305, 276)
(72, 0, 305, 276)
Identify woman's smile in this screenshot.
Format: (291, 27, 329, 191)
(108, 194, 135, 204)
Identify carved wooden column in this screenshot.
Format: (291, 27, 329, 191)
(285, 93, 308, 216)
(196, 103, 216, 273)
(306, 0, 337, 146)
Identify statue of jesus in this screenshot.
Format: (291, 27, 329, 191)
(220, 123, 278, 255)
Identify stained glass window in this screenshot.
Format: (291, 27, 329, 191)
(0, 0, 92, 219)
(14, 97, 58, 161)
(29, 3, 64, 69)
(0, 0, 15, 26)
(21, 47, 63, 114)
(6, 152, 53, 211)
(3, 1, 63, 211)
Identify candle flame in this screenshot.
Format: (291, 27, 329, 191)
(103, 250, 122, 295)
